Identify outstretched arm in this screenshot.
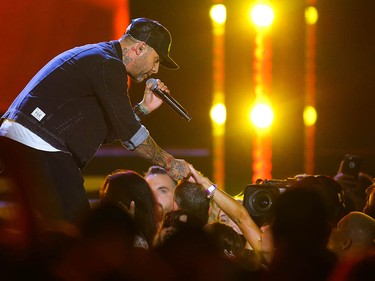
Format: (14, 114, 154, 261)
(189, 166, 262, 252)
(133, 135, 191, 181)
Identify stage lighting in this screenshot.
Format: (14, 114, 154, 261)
(303, 105, 317, 127)
(305, 6, 318, 25)
(210, 103, 226, 125)
(250, 3, 275, 28)
(250, 103, 274, 129)
(210, 4, 226, 25)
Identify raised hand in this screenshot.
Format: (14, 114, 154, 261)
(140, 79, 170, 113)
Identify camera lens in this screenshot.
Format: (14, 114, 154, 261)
(246, 188, 276, 217)
(252, 191, 272, 211)
(243, 184, 283, 227)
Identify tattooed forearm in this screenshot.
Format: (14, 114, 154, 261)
(134, 136, 172, 167)
(133, 135, 190, 180)
(167, 158, 191, 181)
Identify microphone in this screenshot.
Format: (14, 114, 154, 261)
(147, 78, 192, 122)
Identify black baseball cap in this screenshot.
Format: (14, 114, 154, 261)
(125, 18, 179, 70)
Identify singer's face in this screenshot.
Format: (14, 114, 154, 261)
(128, 46, 160, 83)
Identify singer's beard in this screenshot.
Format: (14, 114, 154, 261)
(129, 74, 147, 83)
(128, 57, 152, 83)
(128, 70, 146, 83)
(128, 70, 152, 84)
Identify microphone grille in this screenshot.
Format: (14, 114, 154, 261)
(146, 78, 158, 90)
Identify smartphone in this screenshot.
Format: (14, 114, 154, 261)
(338, 154, 361, 180)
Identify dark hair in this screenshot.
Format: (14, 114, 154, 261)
(295, 175, 348, 225)
(204, 222, 245, 259)
(100, 169, 158, 246)
(146, 165, 167, 175)
(174, 181, 210, 227)
(154, 209, 203, 247)
(145, 165, 177, 185)
(161, 209, 202, 230)
(272, 186, 332, 250)
(81, 202, 136, 247)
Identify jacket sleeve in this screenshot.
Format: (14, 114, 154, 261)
(90, 58, 149, 149)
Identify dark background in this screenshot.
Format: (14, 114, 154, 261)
(1, 0, 375, 195)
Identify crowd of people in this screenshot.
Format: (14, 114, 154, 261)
(0, 15, 374, 281)
(0, 163, 374, 280)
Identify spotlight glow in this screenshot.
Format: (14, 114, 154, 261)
(303, 105, 317, 126)
(250, 103, 274, 129)
(210, 4, 227, 24)
(250, 4, 275, 27)
(305, 6, 318, 25)
(210, 103, 227, 125)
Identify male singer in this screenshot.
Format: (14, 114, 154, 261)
(0, 17, 192, 223)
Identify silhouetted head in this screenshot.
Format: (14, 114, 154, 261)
(100, 169, 159, 246)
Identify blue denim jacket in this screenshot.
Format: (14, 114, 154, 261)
(2, 41, 148, 169)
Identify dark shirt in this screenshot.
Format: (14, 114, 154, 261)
(2, 41, 148, 169)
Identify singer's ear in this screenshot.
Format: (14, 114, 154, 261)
(135, 42, 148, 55)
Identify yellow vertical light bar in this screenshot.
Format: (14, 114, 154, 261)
(252, 30, 273, 183)
(304, 2, 318, 174)
(250, 3, 274, 183)
(210, 4, 226, 189)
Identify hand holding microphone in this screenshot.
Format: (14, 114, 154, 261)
(146, 78, 192, 122)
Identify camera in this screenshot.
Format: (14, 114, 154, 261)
(243, 178, 296, 227)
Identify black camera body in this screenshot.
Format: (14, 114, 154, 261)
(243, 178, 296, 227)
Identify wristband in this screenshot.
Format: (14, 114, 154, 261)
(134, 103, 149, 119)
(206, 184, 217, 199)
